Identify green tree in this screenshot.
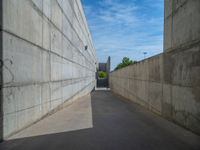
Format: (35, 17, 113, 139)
(98, 71, 107, 78)
(115, 57, 136, 70)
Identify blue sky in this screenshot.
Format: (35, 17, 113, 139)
(81, 0, 164, 70)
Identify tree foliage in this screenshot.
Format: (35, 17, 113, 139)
(98, 71, 107, 78)
(115, 57, 135, 70)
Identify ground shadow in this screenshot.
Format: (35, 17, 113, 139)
(0, 91, 199, 150)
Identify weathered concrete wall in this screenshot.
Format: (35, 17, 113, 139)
(1, 0, 97, 139)
(110, 0, 200, 134)
(110, 54, 164, 114)
(163, 0, 200, 133)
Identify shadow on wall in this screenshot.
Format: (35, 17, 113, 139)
(0, 0, 3, 142)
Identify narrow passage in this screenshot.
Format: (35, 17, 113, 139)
(0, 91, 200, 150)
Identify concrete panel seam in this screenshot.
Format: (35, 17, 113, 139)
(2, 30, 95, 72)
(2, 76, 95, 88)
(55, 0, 96, 64)
(60, 0, 96, 60)
(164, 39, 200, 53)
(164, 0, 188, 20)
(29, 0, 96, 66)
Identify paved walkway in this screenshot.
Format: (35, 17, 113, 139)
(0, 91, 200, 150)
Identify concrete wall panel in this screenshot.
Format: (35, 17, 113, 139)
(3, 32, 43, 85)
(164, 0, 200, 51)
(1, 0, 96, 138)
(111, 51, 200, 134)
(3, 0, 43, 47)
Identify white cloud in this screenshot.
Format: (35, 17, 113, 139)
(83, 0, 164, 70)
(98, 0, 139, 26)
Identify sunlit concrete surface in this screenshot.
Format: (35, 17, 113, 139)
(8, 94, 93, 140)
(1, 0, 97, 139)
(95, 87, 110, 91)
(0, 91, 199, 150)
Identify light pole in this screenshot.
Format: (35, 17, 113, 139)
(143, 52, 147, 59)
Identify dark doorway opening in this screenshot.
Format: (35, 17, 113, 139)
(96, 57, 110, 88)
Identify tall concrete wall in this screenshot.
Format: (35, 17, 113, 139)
(0, 0, 3, 141)
(110, 54, 164, 115)
(163, 0, 200, 133)
(0, 0, 97, 139)
(110, 0, 200, 134)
